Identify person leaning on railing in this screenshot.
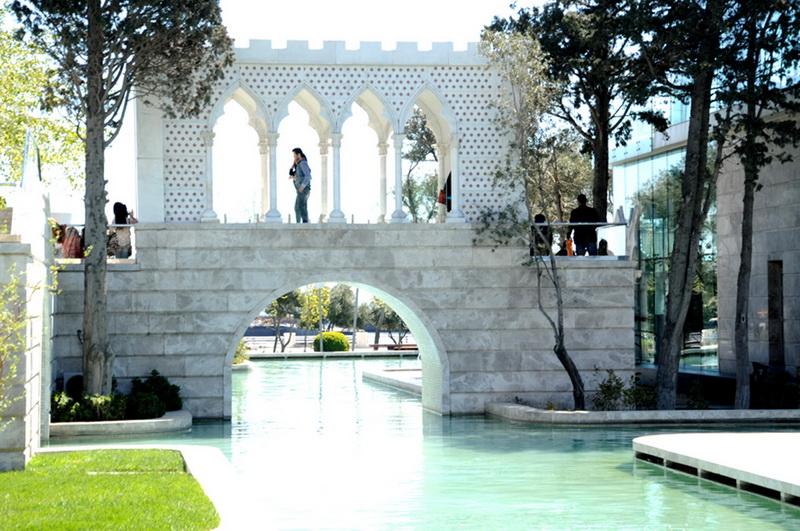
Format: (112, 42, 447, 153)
(568, 193, 600, 256)
(107, 201, 138, 259)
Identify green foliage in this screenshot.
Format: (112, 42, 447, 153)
(0, 449, 220, 529)
(0, 6, 83, 185)
(327, 284, 355, 329)
(50, 391, 127, 422)
(402, 107, 439, 222)
(52, 370, 181, 422)
(299, 285, 330, 330)
(233, 339, 249, 365)
(593, 370, 657, 411)
(592, 370, 626, 411)
(126, 391, 166, 420)
(313, 331, 350, 352)
(130, 370, 182, 412)
(0, 268, 29, 431)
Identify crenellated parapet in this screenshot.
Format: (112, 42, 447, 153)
(235, 40, 486, 66)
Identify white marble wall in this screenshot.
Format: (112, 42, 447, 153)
(0, 186, 49, 471)
(716, 139, 800, 374)
(52, 224, 636, 417)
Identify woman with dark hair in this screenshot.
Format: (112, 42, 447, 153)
(289, 147, 312, 223)
(108, 201, 137, 258)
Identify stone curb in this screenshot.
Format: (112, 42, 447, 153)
(49, 409, 192, 437)
(486, 402, 800, 425)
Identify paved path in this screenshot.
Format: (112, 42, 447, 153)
(633, 432, 800, 505)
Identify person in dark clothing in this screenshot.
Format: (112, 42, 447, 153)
(530, 213, 553, 256)
(568, 194, 601, 256)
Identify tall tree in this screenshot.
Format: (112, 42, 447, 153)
(12, 0, 234, 394)
(716, 0, 800, 407)
(0, 5, 82, 185)
(327, 284, 355, 330)
(478, 28, 586, 410)
(489, 0, 657, 221)
(637, 0, 732, 409)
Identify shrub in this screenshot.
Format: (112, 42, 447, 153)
(313, 331, 349, 352)
(233, 339, 249, 364)
(623, 375, 657, 410)
(592, 369, 626, 411)
(130, 370, 182, 411)
(126, 391, 166, 420)
(50, 391, 126, 422)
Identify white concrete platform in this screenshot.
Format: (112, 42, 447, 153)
(633, 433, 800, 505)
(362, 368, 422, 395)
(49, 409, 192, 437)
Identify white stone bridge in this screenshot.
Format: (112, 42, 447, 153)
(52, 223, 635, 418)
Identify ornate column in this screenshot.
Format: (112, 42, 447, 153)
(328, 133, 345, 223)
(318, 140, 330, 222)
(262, 132, 282, 223)
(378, 141, 389, 223)
(200, 130, 219, 222)
(446, 134, 465, 223)
(435, 142, 449, 223)
(258, 139, 269, 217)
(390, 133, 407, 223)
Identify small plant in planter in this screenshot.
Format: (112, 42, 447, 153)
(0, 196, 11, 234)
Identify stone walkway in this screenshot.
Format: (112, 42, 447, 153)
(633, 433, 800, 505)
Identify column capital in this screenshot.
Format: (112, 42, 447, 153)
(330, 132, 343, 148)
(377, 142, 389, 157)
(392, 133, 406, 149)
(265, 132, 280, 146)
(200, 130, 215, 147)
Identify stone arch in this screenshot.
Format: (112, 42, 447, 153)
(401, 83, 457, 142)
(276, 83, 334, 141)
(224, 274, 451, 415)
(338, 84, 397, 141)
(207, 80, 270, 138)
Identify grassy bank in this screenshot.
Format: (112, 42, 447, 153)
(0, 449, 219, 530)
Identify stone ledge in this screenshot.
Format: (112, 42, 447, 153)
(486, 402, 800, 425)
(49, 409, 192, 437)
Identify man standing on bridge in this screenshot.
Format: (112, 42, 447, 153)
(569, 193, 601, 256)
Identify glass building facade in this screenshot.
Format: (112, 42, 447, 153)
(611, 99, 718, 372)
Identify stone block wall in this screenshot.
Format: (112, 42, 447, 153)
(717, 139, 800, 374)
(52, 224, 635, 417)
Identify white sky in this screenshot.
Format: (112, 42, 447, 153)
(52, 0, 522, 224)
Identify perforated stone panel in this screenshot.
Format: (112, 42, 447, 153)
(153, 41, 508, 222)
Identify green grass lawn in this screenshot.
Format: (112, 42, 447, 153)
(0, 449, 220, 530)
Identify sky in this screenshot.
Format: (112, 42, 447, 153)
(51, 0, 523, 224)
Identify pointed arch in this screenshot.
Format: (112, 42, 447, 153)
(207, 80, 270, 138)
(276, 83, 334, 142)
(338, 84, 397, 142)
(401, 83, 457, 141)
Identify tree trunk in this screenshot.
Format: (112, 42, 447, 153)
(592, 90, 611, 221)
(733, 172, 756, 408)
(655, 67, 715, 410)
(82, 0, 113, 395)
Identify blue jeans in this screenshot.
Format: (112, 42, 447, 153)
(294, 187, 310, 223)
(576, 242, 597, 256)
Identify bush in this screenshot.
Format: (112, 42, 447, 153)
(51, 391, 127, 422)
(126, 391, 166, 420)
(592, 369, 626, 411)
(130, 370, 182, 411)
(313, 331, 350, 352)
(233, 339, 249, 365)
(51, 370, 181, 422)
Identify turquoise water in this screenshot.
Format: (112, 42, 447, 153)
(50, 359, 800, 529)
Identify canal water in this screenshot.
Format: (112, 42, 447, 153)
(50, 358, 800, 529)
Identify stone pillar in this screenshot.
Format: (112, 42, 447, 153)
(319, 140, 330, 222)
(262, 133, 282, 223)
(378, 141, 389, 223)
(390, 133, 407, 223)
(328, 133, 345, 223)
(435, 142, 449, 223)
(446, 134, 465, 223)
(200, 130, 219, 223)
(258, 140, 269, 218)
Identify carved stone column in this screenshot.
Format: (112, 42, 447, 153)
(200, 130, 219, 222)
(318, 140, 330, 222)
(378, 141, 389, 223)
(446, 134, 465, 223)
(262, 133, 282, 223)
(328, 133, 345, 223)
(390, 133, 407, 223)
